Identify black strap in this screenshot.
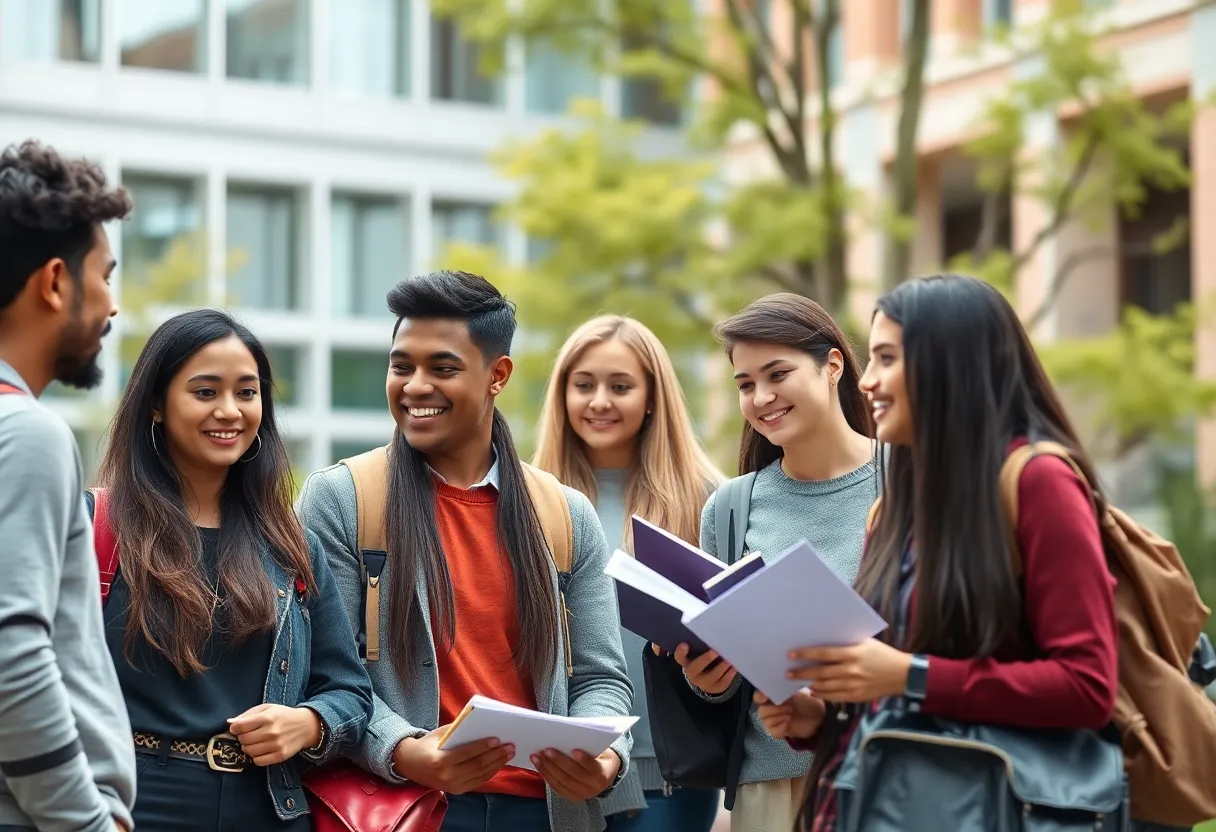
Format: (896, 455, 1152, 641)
(714, 473, 758, 810)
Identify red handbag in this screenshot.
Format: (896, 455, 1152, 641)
(303, 761, 447, 832)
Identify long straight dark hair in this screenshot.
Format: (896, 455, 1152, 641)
(713, 293, 874, 475)
(383, 271, 559, 682)
(854, 275, 1103, 659)
(96, 308, 314, 677)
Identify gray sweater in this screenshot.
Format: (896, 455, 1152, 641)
(592, 469, 667, 817)
(0, 362, 136, 832)
(699, 458, 879, 785)
(296, 460, 634, 832)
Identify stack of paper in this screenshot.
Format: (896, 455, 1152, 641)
(605, 538, 888, 704)
(437, 695, 638, 771)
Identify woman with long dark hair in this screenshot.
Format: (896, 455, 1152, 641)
(758, 275, 1124, 830)
(92, 308, 373, 830)
(670, 293, 879, 832)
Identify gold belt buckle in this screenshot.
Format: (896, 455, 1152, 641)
(205, 732, 246, 773)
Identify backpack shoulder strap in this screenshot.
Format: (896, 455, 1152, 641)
(713, 472, 757, 565)
(339, 446, 390, 662)
(521, 462, 575, 677)
(87, 487, 119, 604)
(521, 463, 573, 574)
(998, 440, 1094, 577)
(865, 497, 883, 535)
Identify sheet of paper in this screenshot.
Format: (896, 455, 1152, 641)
(684, 539, 888, 704)
(438, 695, 639, 771)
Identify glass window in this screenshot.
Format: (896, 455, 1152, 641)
(329, 0, 409, 98)
(265, 345, 304, 407)
(226, 184, 300, 311)
(331, 350, 387, 410)
(119, 0, 205, 72)
(430, 18, 502, 105)
(74, 429, 102, 483)
(121, 174, 205, 305)
(983, 0, 1013, 27)
(226, 0, 309, 85)
(432, 200, 502, 257)
(524, 39, 598, 116)
(0, 0, 101, 63)
(825, 19, 843, 89)
(330, 439, 384, 464)
(331, 194, 408, 318)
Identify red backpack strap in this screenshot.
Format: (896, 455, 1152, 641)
(0, 383, 24, 395)
(88, 487, 119, 604)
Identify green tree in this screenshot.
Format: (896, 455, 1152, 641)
(948, 2, 1216, 448)
(431, 0, 933, 322)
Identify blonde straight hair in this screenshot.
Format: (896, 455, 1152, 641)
(534, 315, 724, 550)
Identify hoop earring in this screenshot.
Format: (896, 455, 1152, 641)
(150, 421, 162, 455)
(240, 433, 262, 463)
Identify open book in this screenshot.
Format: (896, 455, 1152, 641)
(437, 695, 638, 771)
(613, 516, 766, 653)
(605, 539, 888, 704)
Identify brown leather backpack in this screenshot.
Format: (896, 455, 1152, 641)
(866, 440, 1216, 826)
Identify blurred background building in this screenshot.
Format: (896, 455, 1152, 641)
(0, 0, 683, 477)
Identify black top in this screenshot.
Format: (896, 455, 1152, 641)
(104, 527, 276, 739)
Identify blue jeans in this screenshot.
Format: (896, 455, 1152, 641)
(604, 788, 721, 832)
(441, 792, 551, 832)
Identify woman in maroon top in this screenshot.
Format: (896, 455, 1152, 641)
(756, 275, 1135, 830)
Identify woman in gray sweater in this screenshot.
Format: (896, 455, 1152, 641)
(533, 315, 724, 832)
(676, 294, 880, 832)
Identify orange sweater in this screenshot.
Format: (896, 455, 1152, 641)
(433, 480, 546, 799)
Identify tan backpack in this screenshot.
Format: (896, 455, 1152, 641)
(865, 440, 1216, 827)
(340, 446, 575, 677)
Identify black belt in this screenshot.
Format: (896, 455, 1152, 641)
(133, 731, 252, 773)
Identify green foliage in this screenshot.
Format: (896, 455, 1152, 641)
(1156, 464, 1216, 646)
(1039, 303, 1216, 442)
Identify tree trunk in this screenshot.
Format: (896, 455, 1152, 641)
(882, 0, 931, 290)
(815, 0, 849, 317)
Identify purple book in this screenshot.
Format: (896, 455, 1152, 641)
(631, 516, 726, 603)
(614, 583, 711, 656)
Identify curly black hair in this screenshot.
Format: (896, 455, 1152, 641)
(0, 140, 133, 312)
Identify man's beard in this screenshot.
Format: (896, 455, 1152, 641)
(53, 316, 109, 390)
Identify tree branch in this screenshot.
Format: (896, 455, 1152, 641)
(1022, 237, 1164, 331)
(881, 0, 931, 289)
(1009, 132, 1101, 277)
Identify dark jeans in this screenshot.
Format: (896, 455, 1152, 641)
(441, 792, 552, 832)
(604, 787, 721, 832)
(131, 750, 310, 831)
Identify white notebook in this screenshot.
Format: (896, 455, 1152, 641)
(606, 538, 888, 704)
(437, 695, 638, 771)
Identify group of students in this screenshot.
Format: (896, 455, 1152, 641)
(0, 143, 1197, 832)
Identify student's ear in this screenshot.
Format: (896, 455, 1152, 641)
(32, 258, 70, 313)
(489, 355, 513, 398)
(825, 348, 845, 385)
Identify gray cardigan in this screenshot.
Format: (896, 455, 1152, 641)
(296, 461, 634, 832)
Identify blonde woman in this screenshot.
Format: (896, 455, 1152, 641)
(534, 315, 724, 832)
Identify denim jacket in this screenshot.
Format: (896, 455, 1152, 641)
(89, 484, 376, 823)
(259, 528, 375, 820)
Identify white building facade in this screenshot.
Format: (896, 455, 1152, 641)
(0, 0, 681, 477)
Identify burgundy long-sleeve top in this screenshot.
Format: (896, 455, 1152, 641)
(802, 442, 1120, 830)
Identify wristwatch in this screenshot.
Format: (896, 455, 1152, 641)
(905, 653, 930, 711)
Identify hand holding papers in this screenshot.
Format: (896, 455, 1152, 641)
(605, 537, 887, 704)
(437, 695, 638, 772)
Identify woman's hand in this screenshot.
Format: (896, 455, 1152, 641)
(754, 689, 826, 740)
(786, 639, 913, 703)
(227, 704, 323, 766)
(672, 644, 737, 695)
(533, 748, 621, 802)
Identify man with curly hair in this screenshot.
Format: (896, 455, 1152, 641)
(0, 140, 135, 832)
